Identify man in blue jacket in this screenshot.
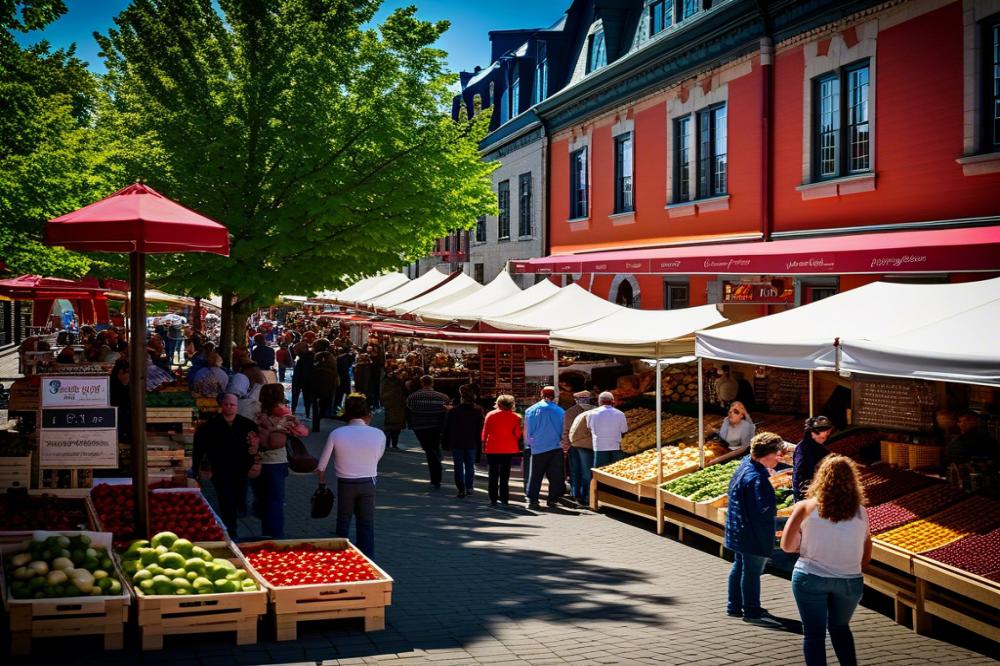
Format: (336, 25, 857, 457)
(724, 432, 783, 628)
(524, 386, 566, 510)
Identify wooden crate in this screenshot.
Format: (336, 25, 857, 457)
(0, 454, 32, 490)
(658, 487, 696, 514)
(911, 556, 1000, 615)
(239, 539, 393, 641)
(694, 494, 728, 524)
(591, 468, 643, 499)
(871, 540, 915, 574)
(130, 541, 266, 650)
(0, 530, 130, 655)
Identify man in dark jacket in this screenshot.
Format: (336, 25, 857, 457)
(250, 333, 275, 370)
(192, 393, 258, 537)
(334, 345, 356, 414)
(309, 352, 340, 432)
(724, 432, 783, 627)
(406, 375, 450, 489)
(291, 340, 314, 417)
(792, 415, 834, 501)
(441, 384, 485, 498)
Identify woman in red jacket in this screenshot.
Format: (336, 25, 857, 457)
(482, 394, 523, 506)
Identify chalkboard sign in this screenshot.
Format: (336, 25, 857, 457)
(42, 408, 117, 430)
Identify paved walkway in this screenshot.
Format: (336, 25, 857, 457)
(12, 411, 998, 665)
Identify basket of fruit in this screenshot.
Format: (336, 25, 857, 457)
(0, 531, 129, 654)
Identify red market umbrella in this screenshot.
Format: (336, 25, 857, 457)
(46, 182, 229, 537)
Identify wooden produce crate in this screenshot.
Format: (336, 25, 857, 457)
(0, 453, 32, 490)
(239, 539, 393, 641)
(591, 468, 643, 499)
(694, 494, 728, 524)
(911, 555, 1000, 641)
(0, 530, 130, 655)
(658, 487, 696, 514)
(129, 541, 266, 650)
(145, 407, 194, 424)
(870, 540, 915, 574)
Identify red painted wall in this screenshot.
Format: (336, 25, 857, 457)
(773, 2, 1000, 233)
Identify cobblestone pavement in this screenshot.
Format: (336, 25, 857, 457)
(12, 409, 998, 665)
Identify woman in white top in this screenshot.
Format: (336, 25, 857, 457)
(781, 455, 872, 666)
(718, 400, 756, 451)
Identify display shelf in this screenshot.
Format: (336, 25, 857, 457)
(853, 378, 936, 432)
(239, 538, 393, 640)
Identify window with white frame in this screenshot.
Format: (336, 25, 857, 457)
(587, 30, 607, 74)
(983, 14, 1000, 153)
(812, 60, 870, 180)
(518, 173, 532, 237)
(613, 132, 634, 213)
(673, 116, 691, 202)
(510, 66, 520, 118)
(569, 147, 588, 219)
(649, 0, 670, 37)
(534, 41, 548, 104)
(497, 180, 510, 240)
(475, 215, 486, 243)
(696, 103, 727, 198)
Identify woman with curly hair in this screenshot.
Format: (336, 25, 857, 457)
(781, 454, 872, 666)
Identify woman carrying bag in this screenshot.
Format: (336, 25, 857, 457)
(253, 383, 301, 538)
(316, 394, 385, 557)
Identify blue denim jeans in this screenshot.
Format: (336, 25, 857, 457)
(568, 447, 594, 502)
(593, 449, 624, 468)
(260, 463, 288, 538)
(791, 570, 864, 666)
(452, 448, 476, 493)
(337, 478, 376, 557)
(727, 552, 769, 617)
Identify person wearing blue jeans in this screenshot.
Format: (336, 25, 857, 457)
(258, 462, 289, 538)
(592, 449, 624, 468)
(452, 448, 476, 495)
(336, 478, 376, 557)
(441, 385, 485, 498)
(723, 432, 783, 627)
(781, 454, 872, 666)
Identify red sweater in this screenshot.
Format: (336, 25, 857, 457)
(481, 409, 523, 455)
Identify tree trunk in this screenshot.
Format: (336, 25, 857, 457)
(219, 289, 233, 368)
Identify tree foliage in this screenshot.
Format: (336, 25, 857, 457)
(0, 0, 128, 277)
(98, 0, 496, 345)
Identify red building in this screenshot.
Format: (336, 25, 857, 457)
(513, 0, 1000, 313)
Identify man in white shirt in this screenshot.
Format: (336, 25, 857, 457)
(317, 394, 385, 556)
(586, 392, 629, 468)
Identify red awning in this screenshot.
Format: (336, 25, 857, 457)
(371, 322, 549, 345)
(0, 274, 107, 300)
(512, 225, 1000, 275)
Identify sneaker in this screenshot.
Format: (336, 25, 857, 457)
(742, 612, 784, 629)
(454, 491, 466, 498)
(726, 610, 743, 618)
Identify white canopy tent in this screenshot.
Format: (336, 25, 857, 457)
(332, 273, 409, 305)
(417, 272, 523, 325)
(463, 278, 560, 327)
(482, 283, 620, 332)
(838, 277, 1000, 387)
(387, 272, 482, 316)
(364, 268, 451, 310)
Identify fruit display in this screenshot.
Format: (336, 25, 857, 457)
(921, 529, 1000, 579)
(827, 428, 883, 462)
(0, 494, 89, 531)
(242, 542, 383, 586)
(620, 413, 726, 455)
(624, 407, 657, 431)
(91, 484, 226, 546)
(769, 472, 795, 512)
(858, 465, 937, 507)
(3, 533, 123, 599)
(867, 483, 968, 535)
(597, 445, 716, 483)
(119, 531, 258, 595)
(660, 364, 702, 404)
(661, 460, 740, 500)
(875, 496, 1000, 553)
(757, 418, 804, 445)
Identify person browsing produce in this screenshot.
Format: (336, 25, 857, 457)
(793, 416, 834, 501)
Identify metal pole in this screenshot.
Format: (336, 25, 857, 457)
(809, 369, 815, 417)
(128, 251, 149, 538)
(655, 356, 662, 485)
(552, 348, 559, 390)
(698, 356, 705, 468)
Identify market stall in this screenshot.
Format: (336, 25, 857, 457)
(416, 271, 522, 325)
(694, 277, 1000, 642)
(325, 272, 409, 306)
(387, 272, 482, 317)
(361, 268, 452, 312)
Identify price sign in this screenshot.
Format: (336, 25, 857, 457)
(38, 429, 118, 469)
(42, 408, 117, 430)
(39, 376, 110, 408)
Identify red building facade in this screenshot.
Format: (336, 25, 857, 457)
(516, 0, 1000, 311)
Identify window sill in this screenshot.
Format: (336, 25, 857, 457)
(567, 217, 590, 232)
(498, 237, 511, 243)
(609, 211, 635, 226)
(665, 195, 729, 217)
(956, 152, 1000, 176)
(797, 173, 875, 200)
(517, 235, 534, 242)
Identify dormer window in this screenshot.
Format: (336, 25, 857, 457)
(649, 0, 670, 37)
(510, 66, 520, 118)
(587, 29, 607, 74)
(534, 41, 548, 103)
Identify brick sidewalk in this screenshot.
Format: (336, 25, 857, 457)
(11, 412, 997, 665)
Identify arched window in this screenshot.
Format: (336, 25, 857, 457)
(615, 280, 635, 308)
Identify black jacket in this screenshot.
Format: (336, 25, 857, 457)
(192, 414, 257, 479)
(442, 403, 485, 450)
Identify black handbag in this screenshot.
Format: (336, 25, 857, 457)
(286, 435, 319, 474)
(311, 484, 334, 519)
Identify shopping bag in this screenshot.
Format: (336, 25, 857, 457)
(286, 435, 319, 474)
(311, 485, 334, 519)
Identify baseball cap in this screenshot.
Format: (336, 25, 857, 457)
(805, 415, 834, 432)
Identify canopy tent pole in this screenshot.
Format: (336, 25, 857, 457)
(128, 251, 150, 538)
(552, 348, 559, 390)
(698, 356, 705, 468)
(655, 351, 664, 535)
(809, 369, 815, 417)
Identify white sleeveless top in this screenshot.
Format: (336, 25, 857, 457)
(794, 505, 868, 578)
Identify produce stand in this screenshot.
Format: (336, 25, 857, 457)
(0, 530, 130, 655)
(239, 538, 393, 640)
(127, 541, 266, 651)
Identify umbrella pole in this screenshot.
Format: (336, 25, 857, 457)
(128, 251, 150, 538)
(698, 356, 704, 469)
(655, 355, 664, 535)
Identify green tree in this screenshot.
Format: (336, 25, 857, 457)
(0, 0, 127, 278)
(98, 0, 496, 359)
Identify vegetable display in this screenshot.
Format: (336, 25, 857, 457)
(145, 388, 195, 407)
(921, 529, 1000, 579)
(91, 484, 226, 545)
(876, 496, 1000, 553)
(661, 460, 740, 500)
(243, 543, 381, 586)
(0, 494, 89, 531)
(597, 445, 716, 483)
(867, 483, 967, 535)
(4, 533, 122, 599)
(120, 531, 257, 595)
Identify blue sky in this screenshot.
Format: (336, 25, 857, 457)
(15, 0, 564, 75)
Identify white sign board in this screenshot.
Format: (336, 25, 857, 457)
(39, 376, 110, 408)
(38, 428, 119, 469)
